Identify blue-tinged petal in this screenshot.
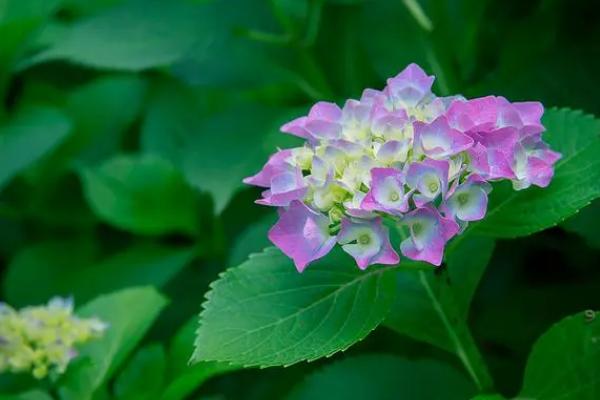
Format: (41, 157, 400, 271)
(268, 201, 337, 272)
(337, 218, 399, 269)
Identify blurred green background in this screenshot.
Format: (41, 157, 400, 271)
(1, 0, 599, 398)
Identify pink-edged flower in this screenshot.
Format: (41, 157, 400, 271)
(400, 206, 459, 266)
(511, 137, 561, 189)
(405, 159, 449, 206)
(256, 168, 307, 206)
(246, 63, 560, 271)
(442, 175, 491, 222)
(340, 98, 373, 143)
(446, 96, 500, 133)
(447, 96, 545, 139)
(337, 218, 399, 269)
(328, 139, 365, 160)
(281, 101, 343, 142)
(343, 192, 376, 219)
(414, 116, 474, 159)
(361, 168, 411, 215)
(311, 176, 349, 211)
(466, 127, 519, 180)
(384, 63, 435, 109)
(371, 107, 411, 141)
(374, 139, 412, 165)
(510, 101, 545, 137)
(268, 201, 337, 272)
(243, 149, 294, 188)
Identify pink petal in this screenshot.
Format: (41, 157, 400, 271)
(337, 218, 399, 269)
(243, 149, 293, 188)
(414, 116, 474, 159)
(268, 201, 336, 272)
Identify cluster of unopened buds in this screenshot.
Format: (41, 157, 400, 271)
(245, 64, 561, 271)
(0, 297, 106, 379)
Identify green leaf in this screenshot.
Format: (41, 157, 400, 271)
(80, 154, 199, 235)
(170, 0, 285, 89)
(287, 354, 475, 400)
(475, 108, 600, 237)
(19, 172, 96, 229)
(193, 247, 396, 367)
(163, 362, 236, 400)
(59, 75, 147, 169)
(183, 107, 302, 213)
(384, 234, 495, 390)
(0, 106, 71, 190)
(562, 199, 600, 249)
(470, 395, 505, 400)
(57, 287, 168, 400)
(163, 318, 237, 400)
(519, 310, 600, 399)
(141, 84, 302, 213)
(114, 344, 166, 400)
(4, 240, 193, 306)
(0, 0, 62, 102)
(140, 80, 208, 166)
(22, 0, 204, 71)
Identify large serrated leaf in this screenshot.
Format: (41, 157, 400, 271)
(519, 310, 600, 399)
(475, 108, 600, 237)
(562, 199, 600, 249)
(193, 247, 397, 367)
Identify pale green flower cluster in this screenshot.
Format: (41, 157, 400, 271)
(0, 297, 106, 379)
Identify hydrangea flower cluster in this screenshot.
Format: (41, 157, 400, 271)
(0, 297, 106, 379)
(244, 64, 560, 272)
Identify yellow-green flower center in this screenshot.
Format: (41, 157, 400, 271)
(413, 223, 423, 236)
(358, 233, 371, 245)
(457, 192, 469, 206)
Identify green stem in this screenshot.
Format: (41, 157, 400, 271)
(425, 47, 450, 96)
(418, 271, 494, 392)
(240, 29, 292, 46)
(268, 0, 296, 37)
(302, 0, 324, 47)
(402, 0, 433, 32)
